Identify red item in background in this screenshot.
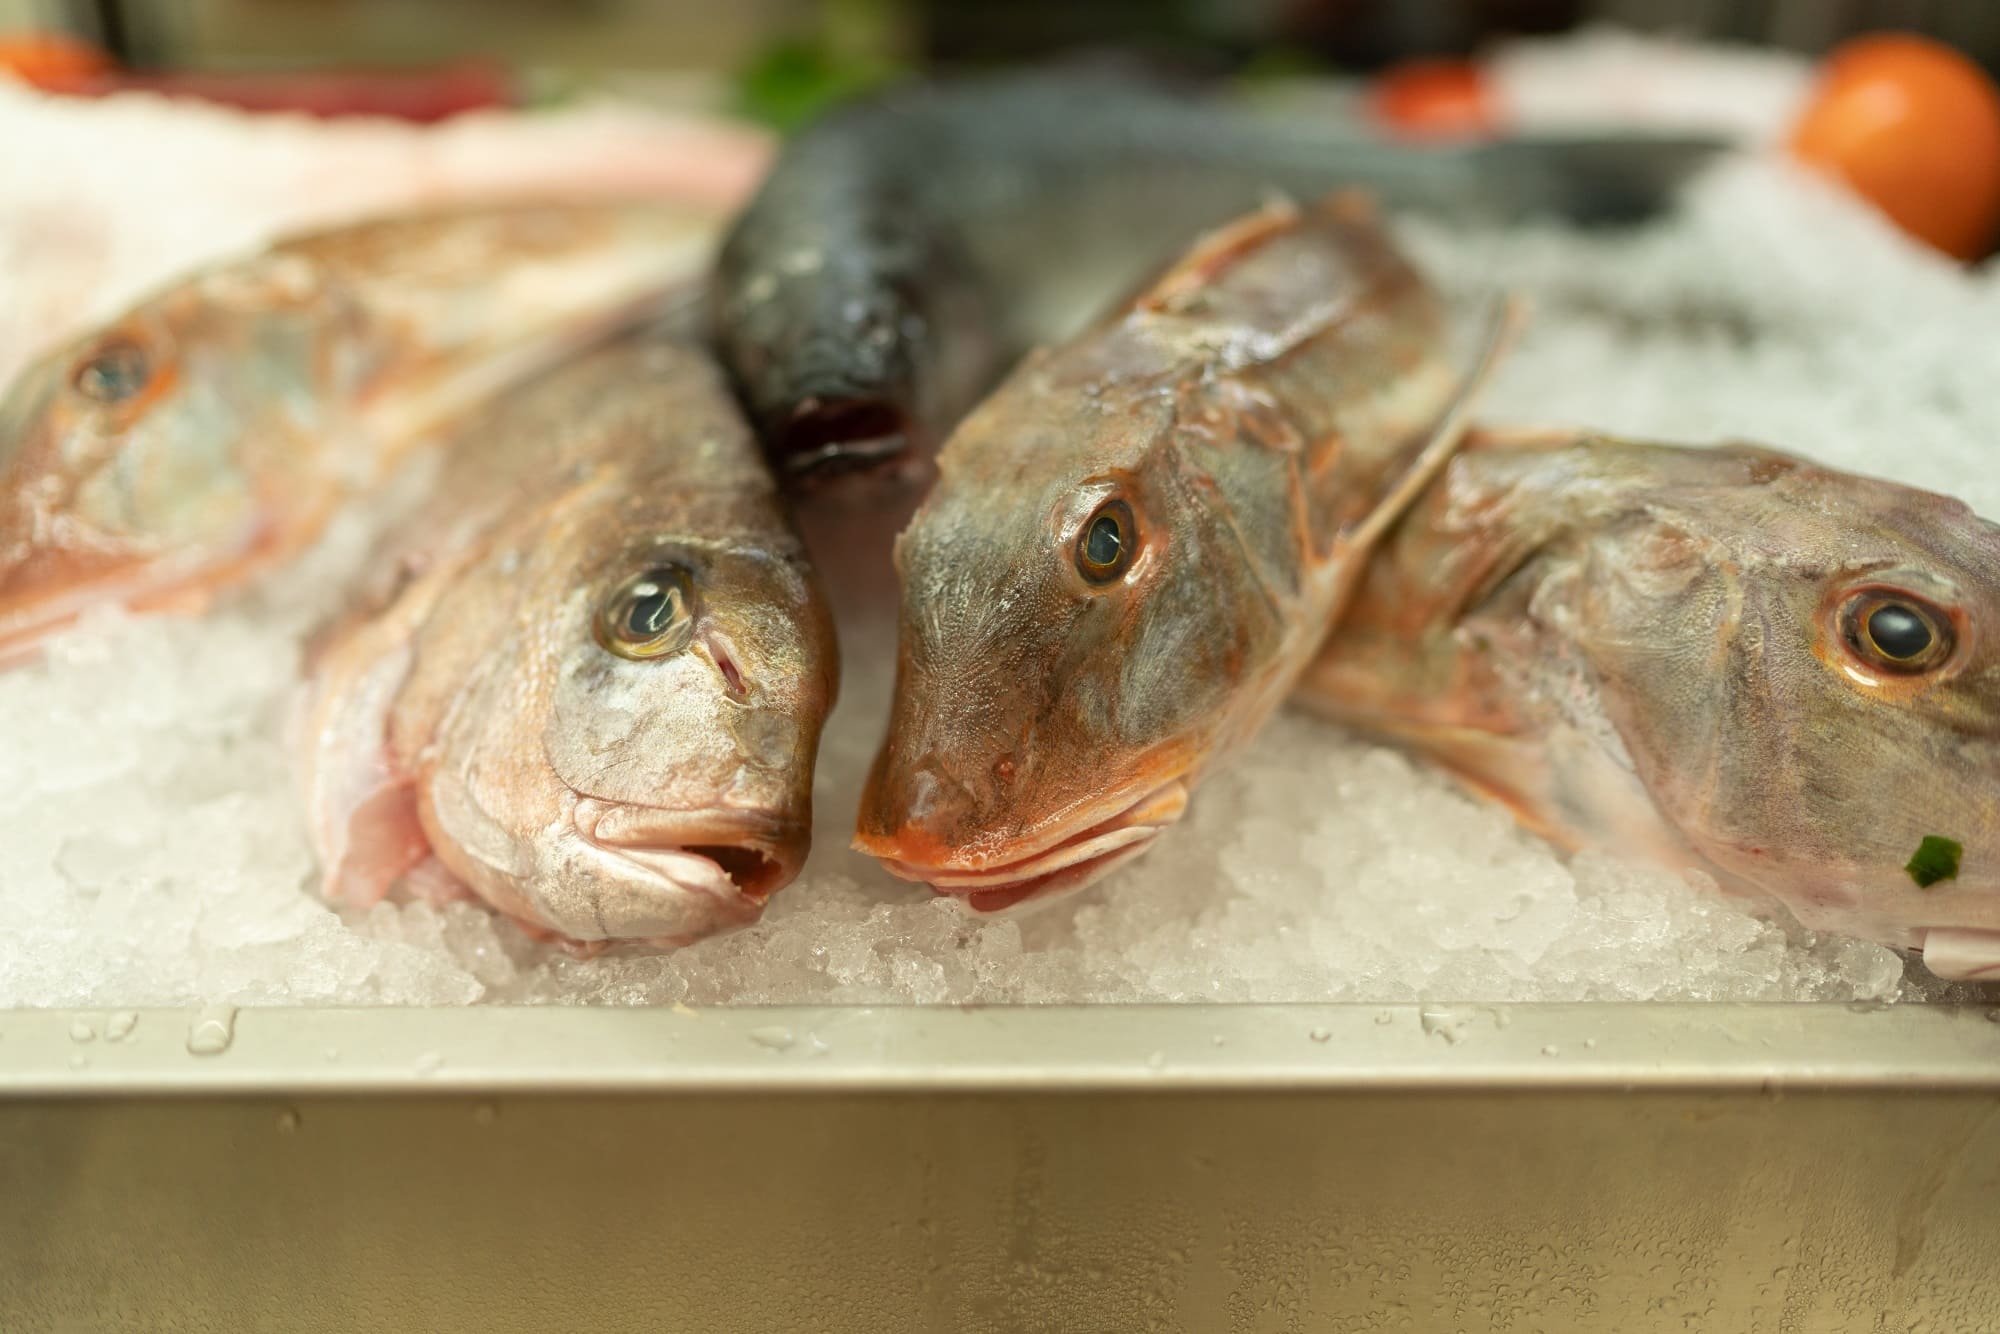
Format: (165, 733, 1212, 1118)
(1368, 58, 1498, 139)
(1, 30, 511, 124)
(1789, 32, 2000, 261)
(0, 31, 113, 88)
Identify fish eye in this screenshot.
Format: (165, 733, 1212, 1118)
(1075, 499, 1136, 585)
(597, 566, 697, 660)
(1840, 590, 1953, 674)
(71, 338, 152, 405)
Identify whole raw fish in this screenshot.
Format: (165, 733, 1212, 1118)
(302, 329, 836, 948)
(854, 196, 1506, 911)
(715, 68, 1718, 481)
(1294, 430, 2000, 979)
(0, 199, 720, 658)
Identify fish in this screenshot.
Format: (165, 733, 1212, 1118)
(853, 195, 1510, 911)
(1292, 429, 2000, 980)
(300, 328, 837, 949)
(713, 67, 1721, 481)
(0, 199, 722, 659)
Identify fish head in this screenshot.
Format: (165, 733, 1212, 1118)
(1570, 446, 2000, 974)
(855, 353, 1286, 911)
(0, 271, 331, 650)
(414, 493, 838, 947)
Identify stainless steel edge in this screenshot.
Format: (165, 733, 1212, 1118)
(4, 1001, 1999, 1096)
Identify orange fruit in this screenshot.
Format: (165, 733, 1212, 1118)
(0, 31, 113, 90)
(1370, 58, 1496, 140)
(1789, 32, 2000, 261)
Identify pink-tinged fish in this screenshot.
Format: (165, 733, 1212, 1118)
(854, 196, 1508, 911)
(1294, 430, 2000, 979)
(0, 199, 721, 658)
(302, 329, 837, 949)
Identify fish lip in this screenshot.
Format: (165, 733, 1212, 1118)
(861, 779, 1189, 910)
(572, 798, 806, 905)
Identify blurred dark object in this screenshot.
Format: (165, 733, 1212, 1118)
(918, 0, 2000, 74)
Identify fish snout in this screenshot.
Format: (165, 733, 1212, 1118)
(855, 744, 1021, 869)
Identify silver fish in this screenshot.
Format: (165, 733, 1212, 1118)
(302, 329, 837, 949)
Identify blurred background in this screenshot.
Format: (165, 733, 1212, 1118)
(4, 0, 1998, 75)
(5, 1, 1999, 262)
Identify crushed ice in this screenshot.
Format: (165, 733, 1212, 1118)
(1, 48, 1990, 1007)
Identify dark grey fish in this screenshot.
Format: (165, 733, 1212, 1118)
(713, 68, 1721, 482)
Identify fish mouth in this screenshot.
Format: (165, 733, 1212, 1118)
(778, 396, 912, 482)
(570, 797, 805, 935)
(861, 779, 1190, 914)
(1920, 927, 2000, 981)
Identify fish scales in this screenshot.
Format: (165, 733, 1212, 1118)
(0, 199, 721, 659)
(1295, 429, 2000, 978)
(302, 328, 836, 950)
(854, 197, 1492, 912)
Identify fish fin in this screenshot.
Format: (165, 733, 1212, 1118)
(1135, 199, 1305, 313)
(400, 855, 475, 909)
(326, 781, 431, 909)
(1338, 293, 1524, 565)
(303, 638, 429, 908)
(1311, 293, 1522, 630)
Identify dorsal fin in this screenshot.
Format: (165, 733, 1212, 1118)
(1135, 198, 1305, 314)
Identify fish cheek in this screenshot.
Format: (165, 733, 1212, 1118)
(1570, 535, 1744, 841)
(1096, 528, 1258, 756)
(72, 383, 262, 556)
(547, 637, 737, 811)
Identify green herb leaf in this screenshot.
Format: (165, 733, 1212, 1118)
(1905, 835, 1963, 889)
(734, 38, 897, 133)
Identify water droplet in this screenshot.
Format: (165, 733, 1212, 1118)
(806, 1034, 831, 1057)
(1211, 1034, 1227, 1047)
(1419, 1007, 1468, 1044)
(1374, 1011, 1394, 1026)
(1308, 1027, 1332, 1043)
(105, 1011, 138, 1042)
(322, 1046, 341, 1063)
(1583, 1037, 1597, 1050)
(275, 1108, 300, 1134)
(749, 1025, 796, 1051)
(68, 1017, 96, 1044)
(1541, 1044, 1561, 1057)
(414, 1051, 445, 1076)
(67, 1053, 89, 1070)
(185, 1004, 237, 1057)
(1146, 1050, 1167, 1069)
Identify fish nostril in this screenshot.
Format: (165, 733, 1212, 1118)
(687, 844, 781, 900)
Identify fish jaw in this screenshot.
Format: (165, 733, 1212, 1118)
(419, 798, 806, 951)
(859, 778, 1189, 912)
(574, 797, 805, 906)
